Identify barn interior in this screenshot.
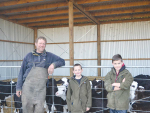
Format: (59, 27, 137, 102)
(0, 0, 150, 112)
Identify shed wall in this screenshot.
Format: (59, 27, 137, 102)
(38, 21, 150, 77)
(0, 18, 34, 80)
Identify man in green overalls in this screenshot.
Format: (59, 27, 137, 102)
(16, 36, 65, 113)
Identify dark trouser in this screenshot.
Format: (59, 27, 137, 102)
(110, 109, 127, 113)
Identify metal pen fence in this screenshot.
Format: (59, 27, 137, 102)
(0, 66, 150, 113)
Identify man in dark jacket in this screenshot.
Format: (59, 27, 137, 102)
(104, 54, 133, 113)
(16, 36, 65, 113)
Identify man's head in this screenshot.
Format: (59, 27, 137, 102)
(73, 63, 83, 77)
(112, 54, 123, 72)
(35, 36, 47, 53)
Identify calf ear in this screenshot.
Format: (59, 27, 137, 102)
(138, 86, 145, 92)
(92, 78, 97, 84)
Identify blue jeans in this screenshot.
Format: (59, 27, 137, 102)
(110, 109, 127, 113)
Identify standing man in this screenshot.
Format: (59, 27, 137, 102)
(16, 36, 65, 113)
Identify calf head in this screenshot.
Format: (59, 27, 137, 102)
(55, 85, 67, 100)
(92, 79, 104, 93)
(130, 81, 138, 100)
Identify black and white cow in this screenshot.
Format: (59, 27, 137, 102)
(46, 78, 64, 113)
(88, 79, 108, 113)
(0, 81, 16, 112)
(129, 75, 150, 112)
(55, 85, 68, 113)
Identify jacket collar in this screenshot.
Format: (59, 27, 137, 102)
(32, 49, 47, 57)
(112, 63, 126, 75)
(71, 75, 87, 84)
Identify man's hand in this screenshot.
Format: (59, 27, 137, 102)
(114, 86, 121, 91)
(48, 64, 54, 74)
(16, 91, 22, 97)
(86, 107, 90, 111)
(112, 83, 120, 87)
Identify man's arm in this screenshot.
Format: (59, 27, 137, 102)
(50, 53, 65, 68)
(48, 52, 65, 74)
(16, 57, 28, 97)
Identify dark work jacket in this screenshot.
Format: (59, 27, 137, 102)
(16, 49, 65, 91)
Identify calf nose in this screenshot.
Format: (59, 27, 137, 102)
(55, 92, 59, 95)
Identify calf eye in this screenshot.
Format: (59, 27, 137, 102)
(132, 85, 135, 88)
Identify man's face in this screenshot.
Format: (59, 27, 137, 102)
(35, 39, 46, 53)
(73, 66, 83, 77)
(112, 60, 123, 72)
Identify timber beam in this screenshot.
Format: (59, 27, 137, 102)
(36, 17, 150, 29)
(67, 0, 99, 24)
(26, 13, 150, 27)
(16, 7, 150, 24)
(0, 0, 44, 7)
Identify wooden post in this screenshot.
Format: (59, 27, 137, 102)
(34, 28, 37, 49)
(69, 1, 74, 76)
(97, 24, 101, 76)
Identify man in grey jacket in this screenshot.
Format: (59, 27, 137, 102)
(16, 36, 65, 113)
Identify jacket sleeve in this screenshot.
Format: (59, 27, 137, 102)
(66, 82, 72, 111)
(86, 79, 92, 108)
(104, 72, 114, 92)
(120, 72, 133, 90)
(49, 53, 65, 68)
(16, 57, 28, 91)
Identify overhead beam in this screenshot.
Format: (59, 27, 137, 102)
(7, 0, 150, 19)
(36, 17, 150, 29)
(68, 0, 99, 24)
(100, 17, 150, 24)
(27, 13, 150, 27)
(0, 0, 44, 7)
(27, 18, 90, 26)
(17, 7, 150, 24)
(0, 0, 114, 15)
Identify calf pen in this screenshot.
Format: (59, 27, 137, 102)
(0, 66, 150, 113)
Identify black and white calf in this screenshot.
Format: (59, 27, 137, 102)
(88, 79, 108, 113)
(129, 75, 150, 112)
(46, 78, 64, 113)
(0, 81, 16, 112)
(55, 85, 68, 113)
